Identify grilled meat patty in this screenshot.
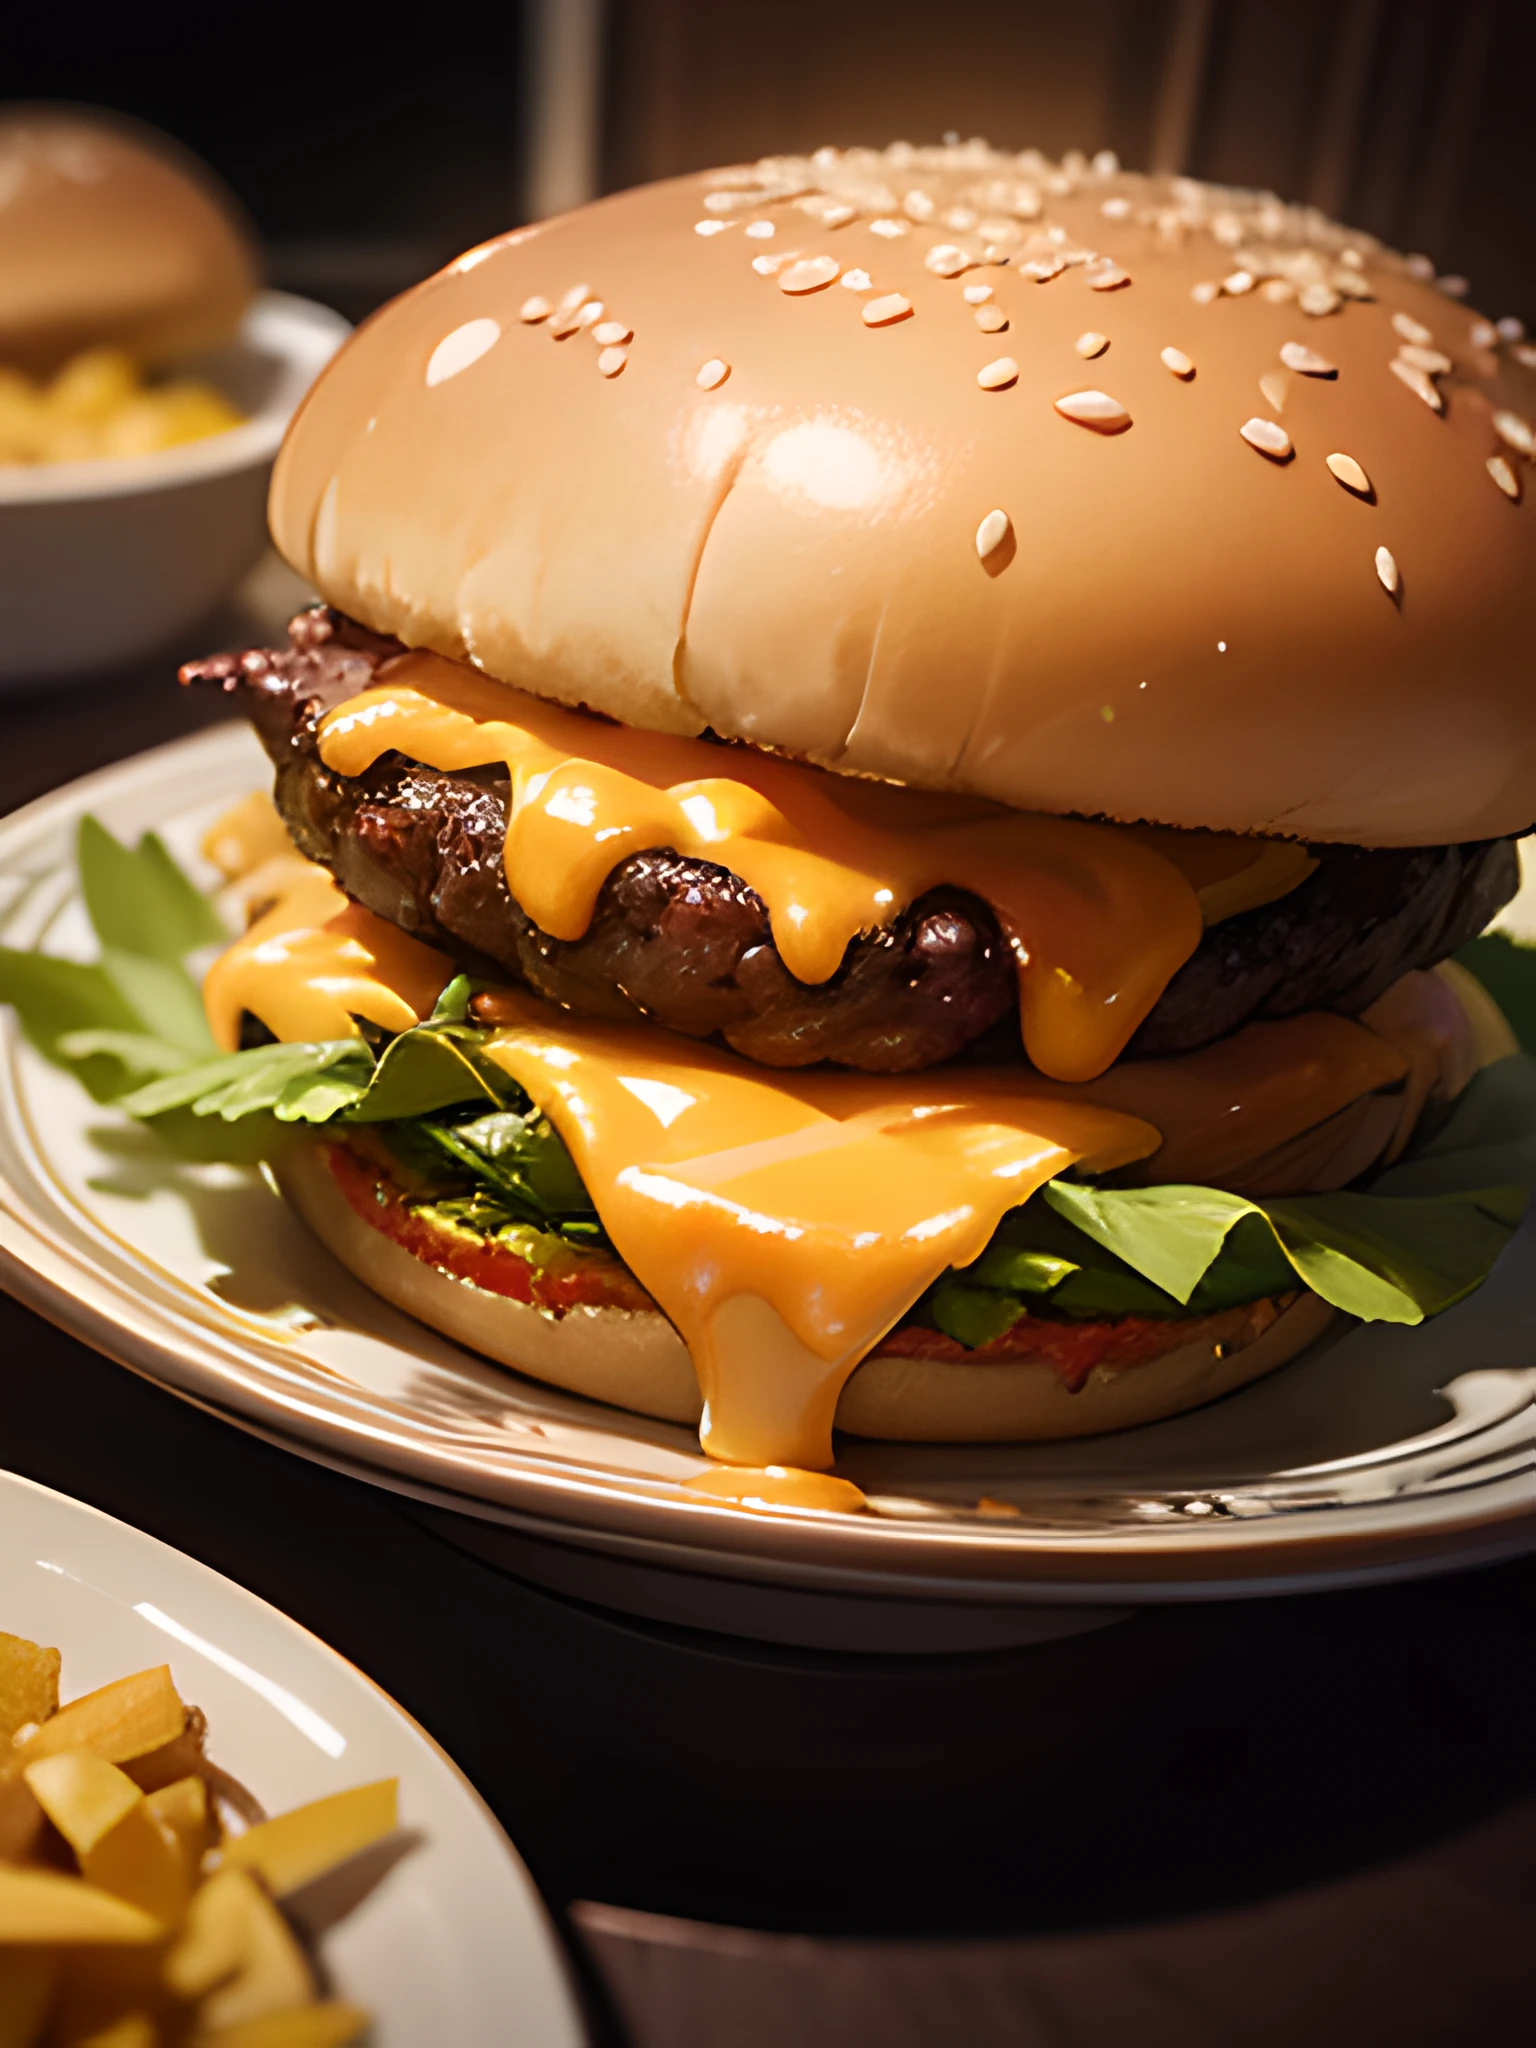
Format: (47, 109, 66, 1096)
(186, 608, 1520, 1072)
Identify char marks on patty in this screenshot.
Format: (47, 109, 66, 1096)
(185, 608, 1520, 1073)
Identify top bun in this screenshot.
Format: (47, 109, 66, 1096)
(270, 141, 1536, 847)
(0, 108, 256, 375)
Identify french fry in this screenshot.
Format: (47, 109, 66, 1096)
(0, 1763, 45, 1865)
(24, 1749, 143, 1857)
(195, 2004, 370, 2048)
(0, 1864, 163, 1943)
(220, 1782, 398, 1898)
(165, 1868, 315, 2027)
(144, 1776, 211, 1890)
(84, 1803, 194, 1927)
(73, 2017, 159, 2048)
(19, 1668, 185, 1768)
(0, 1632, 61, 1739)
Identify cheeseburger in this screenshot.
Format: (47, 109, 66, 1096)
(167, 142, 1536, 1482)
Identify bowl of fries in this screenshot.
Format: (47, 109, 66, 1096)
(0, 291, 348, 687)
(0, 1471, 585, 2045)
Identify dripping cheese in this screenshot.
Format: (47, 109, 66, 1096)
(199, 868, 1416, 1470)
(313, 652, 1220, 1083)
(478, 991, 1159, 1466)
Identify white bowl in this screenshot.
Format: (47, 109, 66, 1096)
(0, 291, 349, 686)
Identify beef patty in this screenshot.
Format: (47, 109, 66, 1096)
(186, 608, 1520, 1073)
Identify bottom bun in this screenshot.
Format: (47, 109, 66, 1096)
(276, 1138, 1334, 1446)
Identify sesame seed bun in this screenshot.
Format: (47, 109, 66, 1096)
(274, 1134, 1334, 1445)
(270, 141, 1536, 848)
(0, 108, 256, 375)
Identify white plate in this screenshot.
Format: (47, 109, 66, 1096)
(0, 1467, 585, 2046)
(0, 726, 1532, 1632)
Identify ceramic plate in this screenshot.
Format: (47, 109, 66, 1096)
(0, 1467, 584, 2043)
(0, 727, 1532, 1619)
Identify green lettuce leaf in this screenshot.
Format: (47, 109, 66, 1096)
(1456, 932, 1536, 1054)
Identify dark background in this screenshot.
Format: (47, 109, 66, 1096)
(8, 0, 1533, 329)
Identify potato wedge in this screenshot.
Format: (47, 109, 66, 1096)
(0, 1634, 60, 1741)
(220, 1782, 397, 1899)
(165, 1868, 314, 2025)
(19, 1669, 185, 1768)
(24, 1749, 143, 1858)
(0, 1865, 162, 1943)
(195, 2004, 369, 2048)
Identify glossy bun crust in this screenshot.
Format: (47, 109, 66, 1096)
(0, 109, 256, 374)
(271, 143, 1536, 847)
(277, 1138, 1332, 1446)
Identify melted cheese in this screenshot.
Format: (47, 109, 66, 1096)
(203, 868, 452, 1051)
(200, 864, 1417, 1474)
(315, 653, 1213, 1083)
(478, 993, 1158, 1466)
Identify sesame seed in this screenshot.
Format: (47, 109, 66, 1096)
(1397, 342, 1453, 376)
(1497, 316, 1526, 343)
(548, 310, 584, 339)
(863, 293, 914, 326)
(1101, 196, 1131, 219)
(869, 218, 909, 238)
(1392, 311, 1434, 347)
(978, 356, 1020, 390)
(597, 346, 627, 378)
(1487, 455, 1521, 500)
(1161, 346, 1194, 378)
(518, 295, 552, 324)
(1240, 417, 1293, 460)
(1470, 319, 1498, 350)
(1299, 282, 1341, 316)
(1375, 544, 1400, 595)
(1191, 281, 1220, 305)
(1223, 270, 1255, 295)
(1492, 410, 1535, 457)
(574, 300, 605, 327)
(696, 358, 730, 390)
(751, 252, 787, 276)
(963, 282, 994, 304)
(1280, 341, 1336, 376)
(1326, 451, 1372, 496)
(591, 320, 632, 346)
(1075, 331, 1109, 358)
(1518, 346, 1536, 370)
(703, 191, 741, 214)
(1093, 149, 1120, 176)
(1405, 255, 1434, 281)
(840, 268, 873, 291)
(779, 255, 841, 294)
(975, 508, 1012, 560)
(975, 305, 1009, 332)
(1390, 358, 1444, 412)
(1021, 254, 1065, 282)
(695, 220, 730, 237)
(1261, 278, 1296, 303)
(745, 220, 776, 240)
(924, 244, 972, 277)
(903, 190, 936, 222)
(1054, 388, 1131, 430)
(942, 206, 979, 232)
(1259, 370, 1290, 412)
(1088, 262, 1130, 290)
(557, 282, 593, 313)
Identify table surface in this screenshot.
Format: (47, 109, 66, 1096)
(1, 572, 1532, 2047)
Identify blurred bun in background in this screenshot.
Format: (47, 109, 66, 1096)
(0, 106, 257, 377)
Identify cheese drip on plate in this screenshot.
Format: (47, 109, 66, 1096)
(313, 653, 1313, 1084)
(201, 866, 1415, 1472)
